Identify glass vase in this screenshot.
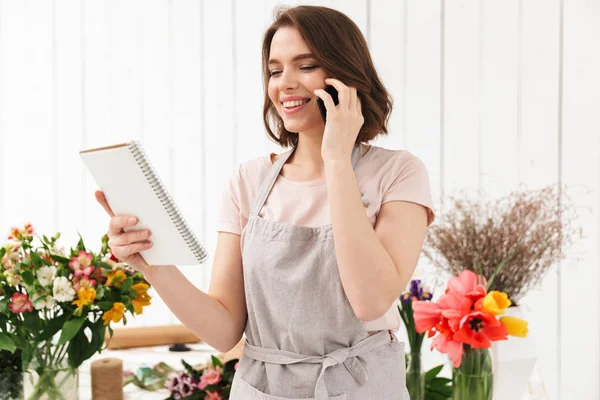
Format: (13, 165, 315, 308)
(452, 345, 493, 400)
(24, 356, 78, 400)
(0, 349, 23, 400)
(405, 351, 424, 400)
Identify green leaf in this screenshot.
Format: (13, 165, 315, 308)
(211, 355, 223, 368)
(95, 261, 112, 270)
(96, 301, 114, 311)
(424, 364, 444, 380)
(23, 312, 42, 337)
(21, 269, 34, 286)
(0, 297, 9, 315)
(0, 332, 16, 353)
(95, 285, 105, 300)
(58, 317, 86, 345)
(29, 251, 43, 268)
(21, 342, 34, 371)
(76, 233, 86, 252)
(121, 277, 133, 293)
(49, 254, 70, 264)
(84, 319, 106, 360)
(0, 247, 6, 260)
(39, 312, 69, 341)
(67, 329, 89, 369)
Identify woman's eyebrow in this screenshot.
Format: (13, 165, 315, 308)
(268, 53, 316, 66)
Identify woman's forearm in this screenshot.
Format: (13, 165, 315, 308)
(143, 266, 240, 353)
(325, 159, 402, 321)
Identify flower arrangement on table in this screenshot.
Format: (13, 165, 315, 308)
(0, 223, 152, 400)
(413, 269, 528, 400)
(124, 355, 240, 399)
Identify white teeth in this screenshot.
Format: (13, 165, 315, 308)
(283, 99, 309, 108)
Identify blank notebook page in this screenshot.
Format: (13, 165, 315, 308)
(80, 142, 208, 266)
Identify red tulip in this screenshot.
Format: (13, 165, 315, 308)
(453, 311, 508, 348)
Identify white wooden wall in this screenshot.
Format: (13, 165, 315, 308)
(0, 1, 598, 398)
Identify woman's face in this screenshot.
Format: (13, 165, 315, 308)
(267, 26, 328, 135)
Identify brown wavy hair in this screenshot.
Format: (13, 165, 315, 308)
(262, 5, 393, 148)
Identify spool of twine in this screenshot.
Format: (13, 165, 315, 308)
(91, 358, 123, 400)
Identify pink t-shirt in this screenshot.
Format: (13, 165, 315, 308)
(217, 145, 436, 332)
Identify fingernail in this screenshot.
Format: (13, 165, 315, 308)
(128, 217, 137, 224)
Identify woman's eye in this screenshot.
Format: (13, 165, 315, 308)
(269, 66, 318, 77)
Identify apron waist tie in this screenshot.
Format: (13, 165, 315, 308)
(242, 330, 392, 400)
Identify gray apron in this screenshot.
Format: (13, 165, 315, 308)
(230, 144, 408, 399)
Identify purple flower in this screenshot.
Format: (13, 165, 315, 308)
(401, 280, 433, 303)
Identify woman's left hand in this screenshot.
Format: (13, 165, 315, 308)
(314, 78, 365, 164)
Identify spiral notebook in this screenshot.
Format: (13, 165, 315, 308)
(80, 141, 208, 266)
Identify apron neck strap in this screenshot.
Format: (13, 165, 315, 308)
(250, 143, 364, 216)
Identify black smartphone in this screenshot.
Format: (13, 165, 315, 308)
(317, 85, 339, 123)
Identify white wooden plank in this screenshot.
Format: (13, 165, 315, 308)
(479, 0, 519, 199)
(443, 0, 481, 195)
(517, 0, 561, 398)
(203, 0, 236, 292)
(55, 0, 86, 248)
(559, 0, 600, 397)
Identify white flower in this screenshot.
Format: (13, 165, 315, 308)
(53, 276, 75, 302)
(37, 265, 57, 287)
(5, 270, 22, 287)
(32, 293, 56, 310)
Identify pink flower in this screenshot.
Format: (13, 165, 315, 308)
(446, 270, 487, 302)
(205, 391, 222, 400)
(72, 276, 97, 292)
(69, 250, 94, 277)
(234, 361, 239, 371)
(197, 366, 222, 389)
(9, 293, 33, 313)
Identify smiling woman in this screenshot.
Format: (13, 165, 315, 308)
(214, 5, 435, 400)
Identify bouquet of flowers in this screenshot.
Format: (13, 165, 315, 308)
(124, 355, 240, 400)
(0, 223, 152, 400)
(412, 269, 528, 400)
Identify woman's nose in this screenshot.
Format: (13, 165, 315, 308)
(278, 70, 299, 91)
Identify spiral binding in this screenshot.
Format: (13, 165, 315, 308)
(128, 141, 208, 264)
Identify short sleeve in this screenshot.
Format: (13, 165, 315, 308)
(216, 167, 243, 235)
(381, 155, 436, 227)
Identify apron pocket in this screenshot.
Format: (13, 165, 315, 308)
(233, 375, 347, 400)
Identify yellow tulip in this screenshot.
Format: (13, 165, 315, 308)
(500, 316, 529, 338)
(102, 302, 126, 325)
(482, 291, 512, 315)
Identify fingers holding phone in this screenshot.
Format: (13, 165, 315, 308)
(316, 85, 339, 123)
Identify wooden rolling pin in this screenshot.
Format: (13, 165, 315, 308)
(105, 324, 201, 349)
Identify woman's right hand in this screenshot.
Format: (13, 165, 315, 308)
(95, 190, 156, 276)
